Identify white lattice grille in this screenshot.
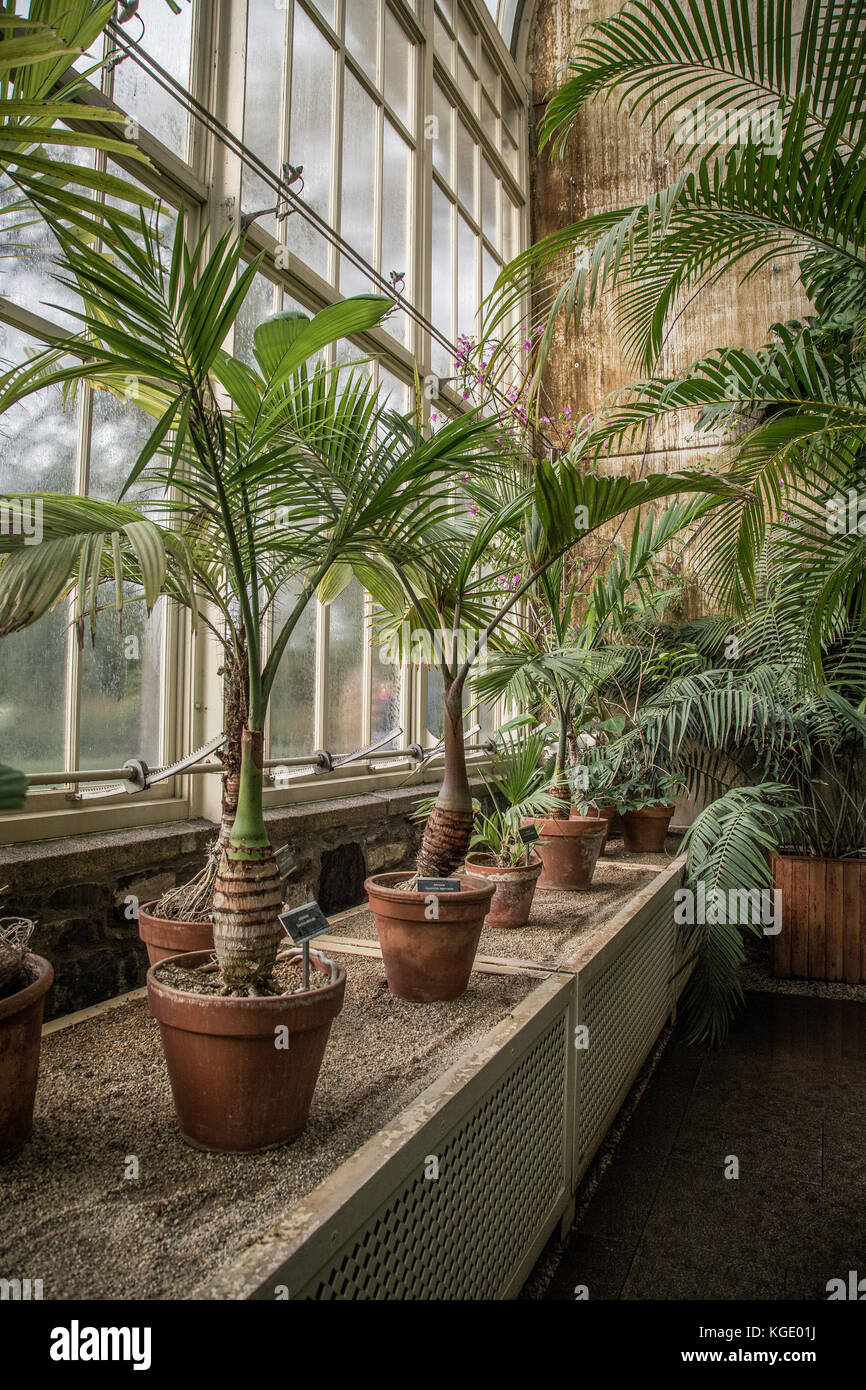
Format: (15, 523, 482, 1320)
(295, 1014, 568, 1300)
(575, 899, 676, 1171)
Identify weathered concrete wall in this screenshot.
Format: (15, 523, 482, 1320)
(526, 0, 810, 479)
(0, 786, 443, 1019)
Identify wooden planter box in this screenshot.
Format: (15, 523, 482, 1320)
(772, 854, 866, 983)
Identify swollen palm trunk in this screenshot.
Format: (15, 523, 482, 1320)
(416, 695, 474, 878)
(548, 767, 572, 819)
(212, 728, 283, 989)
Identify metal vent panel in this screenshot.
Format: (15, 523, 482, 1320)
(575, 899, 676, 1170)
(296, 1013, 569, 1300)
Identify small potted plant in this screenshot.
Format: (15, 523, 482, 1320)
(610, 768, 682, 853)
(570, 757, 618, 852)
(0, 908, 53, 1161)
(464, 722, 561, 928)
(0, 770, 54, 1162)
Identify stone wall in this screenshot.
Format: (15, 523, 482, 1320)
(0, 784, 453, 1020)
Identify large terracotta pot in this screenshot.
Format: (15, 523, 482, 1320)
(138, 900, 214, 966)
(575, 803, 616, 853)
(365, 872, 494, 1002)
(147, 947, 346, 1152)
(464, 853, 543, 929)
(0, 952, 53, 1161)
(772, 853, 866, 983)
(528, 816, 606, 891)
(620, 804, 675, 853)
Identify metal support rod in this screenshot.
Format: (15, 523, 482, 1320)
(25, 743, 494, 788)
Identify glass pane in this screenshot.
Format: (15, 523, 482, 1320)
(433, 13, 453, 71)
(381, 120, 410, 343)
(0, 613, 68, 774)
(244, 0, 286, 161)
(377, 365, 409, 411)
(502, 191, 520, 261)
(370, 632, 401, 739)
(430, 184, 452, 375)
(345, 0, 379, 82)
(78, 591, 164, 770)
(457, 50, 476, 112)
(456, 212, 477, 340)
(502, 129, 520, 176)
(233, 272, 277, 367)
(456, 118, 475, 213)
(340, 71, 377, 295)
(112, 0, 193, 157)
(482, 245, 499, 304)
(480, 47, 498, 103)
(286, 4, 334, 278)
(327, 579, 364, 753)
(481, 157, 498, 240)
(0, 325, 74, 772)
(88, 390, 162, 506)
(0, 322, 77, 494)
(0, 142, 93, 330)
(480, 91, 498, 146)
(242, 0, 287, 237)
(383, 7, 412, 127)
(501, 84, 520, 137)
(269, 582, 317, 759)
(456, 6, 477, 64)
(432, 84, 452, 185)
(426, 667, 444, 741)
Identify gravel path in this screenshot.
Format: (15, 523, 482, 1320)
(1, 958, 533, 1301)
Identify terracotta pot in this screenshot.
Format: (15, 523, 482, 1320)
(0, 953, 53, 1161)
(528, 816, 606, 891)
(138, 900, 214, 966)
(772, 853, 866, 983)
(147, 947, 346, 1152)
(620, 804, 675, 854)
(464, 853, 543, 929)
(575, 803, 617, 853)
(365, 871, 494, 1002)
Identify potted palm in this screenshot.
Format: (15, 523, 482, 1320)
(464, 720, 561, 927)
(363, 457, 729, 990)
(1, 207, 497, 1148)
(474, 505, 698, 877)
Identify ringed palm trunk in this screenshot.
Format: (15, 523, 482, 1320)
(416, 683, 475, 878)
(548, 706, 572, 818)
(212, 727, 283, 989)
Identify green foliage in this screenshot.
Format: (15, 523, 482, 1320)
(469, 720, 563, 865)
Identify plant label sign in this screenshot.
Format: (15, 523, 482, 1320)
(416, 878, 461, 893)
(278, 901, 331, 945)
(519, 825, 541, 845)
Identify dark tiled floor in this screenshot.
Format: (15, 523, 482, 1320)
(545, 992, 866, 1300)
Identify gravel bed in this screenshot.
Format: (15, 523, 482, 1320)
(334, 848, 669, 968)
(0, 957, 534, 1301)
